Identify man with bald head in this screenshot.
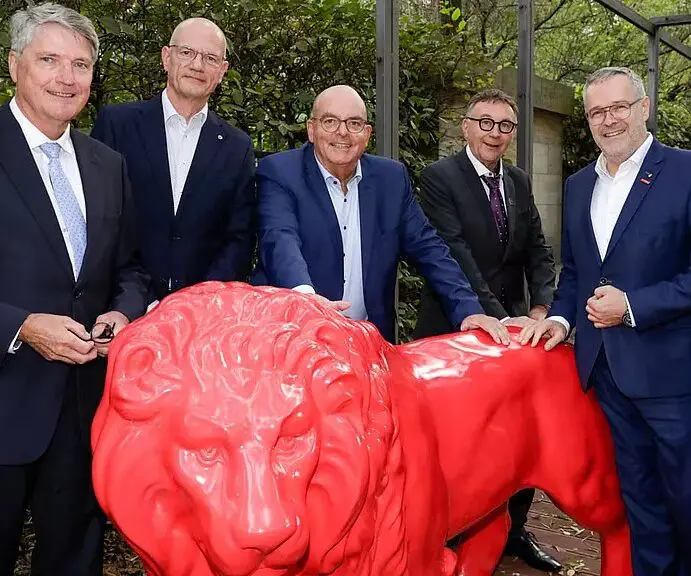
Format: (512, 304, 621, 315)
(253, 85, 508, 344)
(92, 17, 255, 302)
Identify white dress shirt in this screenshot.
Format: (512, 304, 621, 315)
(551, 133, 653, 333)
(161, 89, 207, 214)
(8, 97, 88, 352)
(292, 156, 367, 321)
(465, 145, 507, 206)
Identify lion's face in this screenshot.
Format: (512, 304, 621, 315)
(92, 283, 394, 576)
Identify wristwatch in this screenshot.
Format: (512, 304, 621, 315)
(622, 309, 633, 328)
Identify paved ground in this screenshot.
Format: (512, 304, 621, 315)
(496, 492, 601, 576)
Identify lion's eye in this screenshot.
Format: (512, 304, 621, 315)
(197, 447, 220, 463)
(275, 436, 298, 452)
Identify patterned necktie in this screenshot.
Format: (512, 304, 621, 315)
(481, 174, 508, 245)
(40, 142, 87, 275)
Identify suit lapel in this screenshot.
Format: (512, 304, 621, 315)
(303, 145, 343, 257)
(577, 166, 602, 266)
(71, 130, 105, 284)
(0, 106, 74, 280)
(176, 112, 225, 217)
(502, 171, 518, 251)
(137, 94, 174, 216)
(358, 156, 377, 289)
(604, 140, 665, 263)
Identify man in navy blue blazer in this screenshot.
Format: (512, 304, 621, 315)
(253, 85, 508, 344)
(522, 67, 691, 575)
(0, 4, 149, 574)
(91, 17, 255, 301)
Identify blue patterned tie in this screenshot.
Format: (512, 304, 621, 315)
(40, 142, 87, 275)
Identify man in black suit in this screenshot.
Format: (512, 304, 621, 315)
(413, 89, 558, 571)
(0, 4, 149, 575)
(91, 17, 255, 302)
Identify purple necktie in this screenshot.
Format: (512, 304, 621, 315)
(481, 174, 508, 245)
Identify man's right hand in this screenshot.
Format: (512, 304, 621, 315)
(19, 313, 97, 364)
(518, 318, 567, 351)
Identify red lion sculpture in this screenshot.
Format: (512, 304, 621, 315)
(91, 282, 632, 576)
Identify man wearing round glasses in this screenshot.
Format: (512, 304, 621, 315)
(522, 67, 691, 574)
(252, 84, 510, 346)
(413, 88, 558, 572)
(92, 18, 255, 306)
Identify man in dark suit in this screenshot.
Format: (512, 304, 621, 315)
(413, 89, 559, 572)
(0, 4, 149, 575)
(522, 67, 691, 575)
(91, 17, 255, 302)
(252, 84, 509, 345)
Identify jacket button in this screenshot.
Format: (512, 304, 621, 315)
(73, 290, 83, 299)
(599, 277, 610, 286)
(171, 234, 182, 241)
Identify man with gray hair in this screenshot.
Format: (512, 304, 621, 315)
(522, 66, 691, 574)
(91, 17, 256, 304)
(0, 3, 149, 574)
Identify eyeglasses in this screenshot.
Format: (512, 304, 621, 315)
(465, 117, 517, 134)
(312, 115, 368, 134)
(90, 322, 115, 344)
(586, 98, 642, 125)
(167, 44, 225, 69)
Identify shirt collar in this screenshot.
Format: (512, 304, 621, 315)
(10, 97, 74, 156)
(595, 133, 654, 178)
(162, 88, 208, 125)
(314, 152, 362, 187)
(465, 145, 504, 178)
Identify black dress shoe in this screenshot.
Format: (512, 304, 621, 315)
(504, 529, 562, 572)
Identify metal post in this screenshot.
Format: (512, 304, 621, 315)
(517, 0, 534, 176)
(647, 27, 660, 136)
(376, 0, 400, 342)
(375, 0, 399, 160)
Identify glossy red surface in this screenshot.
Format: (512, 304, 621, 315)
(92, 282, 632, 576)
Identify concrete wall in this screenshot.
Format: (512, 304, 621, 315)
(437, 68, 575, 261)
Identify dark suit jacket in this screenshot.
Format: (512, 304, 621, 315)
(0, 105, 149, 465)
(91, 93, 255, 300)
(550, 140, 691, 398)
(251, 143, 483, 343)
(414, 149, 555, 338)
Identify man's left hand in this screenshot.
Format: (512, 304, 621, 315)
(586, 286, 626, 328)
(460, 314, 510, 346)
(528, 305, 549, 322)
(93, 311, 129, 357)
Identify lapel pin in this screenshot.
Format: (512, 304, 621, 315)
(217, 134, 223, 140)
(640, 177, 651, 185)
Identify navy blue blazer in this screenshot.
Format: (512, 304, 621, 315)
(252, 143, 483, 342)
(551, 140, 691, 398)
(91, 93, 256, 300)
(0, 105, 149, 464)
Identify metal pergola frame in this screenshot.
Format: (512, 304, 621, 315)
(375, 0, 691, 177)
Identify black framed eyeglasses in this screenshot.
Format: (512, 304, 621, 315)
(465, 117, 517, 134)
(167, 44, 224, 68)
(90, 322, 115, 344)
(585, 98, 643, 125)
(312, 115, 368, 134)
